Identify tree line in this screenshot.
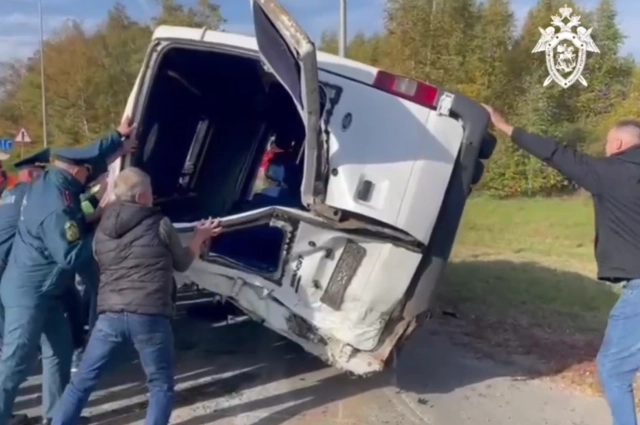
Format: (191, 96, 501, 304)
(0, 0, 635, 197)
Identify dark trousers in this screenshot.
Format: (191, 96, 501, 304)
(69, 269, 99, 366)
(76, 263, 99, 336)
(0, 267, 77, 422)
(597, 278, 640, 425)
(61, 285, 85, 351)
(0, 283, 86, 351)
(52, 312, 175, 425)
(0, 300, 72, 423)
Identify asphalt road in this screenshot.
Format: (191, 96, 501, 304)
(17, 300, 611, 425)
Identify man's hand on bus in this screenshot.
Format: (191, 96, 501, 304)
(117, 115, 136, 138)
(482, 104, 514, 137)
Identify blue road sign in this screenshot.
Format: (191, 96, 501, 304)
(0, 139, 14, 151)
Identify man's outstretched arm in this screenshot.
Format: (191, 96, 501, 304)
(483, 106, 606, 194)
(509, 127, 604, 194)
(84, 115, 137, 163)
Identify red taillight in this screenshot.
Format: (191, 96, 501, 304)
(372, 70, 439, 108)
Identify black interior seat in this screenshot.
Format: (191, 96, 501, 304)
(241, 82, 305, 211)
(210, 85, 305, 273)
(137, 47, 307, 273)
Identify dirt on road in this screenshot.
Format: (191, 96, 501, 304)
(17, 309, 611, 425)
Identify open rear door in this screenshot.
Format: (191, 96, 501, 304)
(251, 0, 324, 208)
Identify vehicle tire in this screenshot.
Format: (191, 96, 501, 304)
(472, 161, 485, 185)
(479, 132, 497, 160)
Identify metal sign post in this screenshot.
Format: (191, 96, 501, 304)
(339, 0, 347, 57)
(15, 128, 32, 159)
(39, 0, 48, 148)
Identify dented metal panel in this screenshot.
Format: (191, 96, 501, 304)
(173, 206, 423, 373)
(174, 206, 420, 248)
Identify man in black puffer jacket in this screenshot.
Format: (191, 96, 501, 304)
(52, 167, 221, 425)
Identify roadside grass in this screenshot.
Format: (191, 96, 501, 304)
(438, 196, 620, 392)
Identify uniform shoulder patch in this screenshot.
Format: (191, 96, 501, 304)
(62, 190, 72, 207)
(0, 191, 15, 206)
(64, 220, 80, 242)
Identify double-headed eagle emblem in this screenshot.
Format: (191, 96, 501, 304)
(532, 5, 599, 88)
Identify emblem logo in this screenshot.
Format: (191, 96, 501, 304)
(64, 220, 80, 243)
(532, 5, 599, 89)
(341, 113, 352, 131)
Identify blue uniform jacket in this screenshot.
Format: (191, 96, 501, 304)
(0, 169, 92, 306)
(0, 131, 123, 307)
(0, 183, 29, 270)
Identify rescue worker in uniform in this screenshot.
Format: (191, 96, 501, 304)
(0, 150, 50, 425)
(0, 152, 13, 197)
(0, 149, 51, 336)
(0, 118, 136, 425)
(0, 152, 52, 273)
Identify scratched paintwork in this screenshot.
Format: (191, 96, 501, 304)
(255, 0, 314, 56)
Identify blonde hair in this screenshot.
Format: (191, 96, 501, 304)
(113, 167, 151, 203)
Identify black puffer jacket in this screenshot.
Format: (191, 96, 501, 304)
(94, 202, 174, 317)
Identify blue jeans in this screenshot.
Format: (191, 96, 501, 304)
(52, 312, 175, 425)
(597, 279, 640, 425)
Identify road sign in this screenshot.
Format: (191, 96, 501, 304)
(0, 139, 14, 151)
(14, 128, 31, 143)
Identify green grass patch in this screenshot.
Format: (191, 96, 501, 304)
(443, 196, 618, 335)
